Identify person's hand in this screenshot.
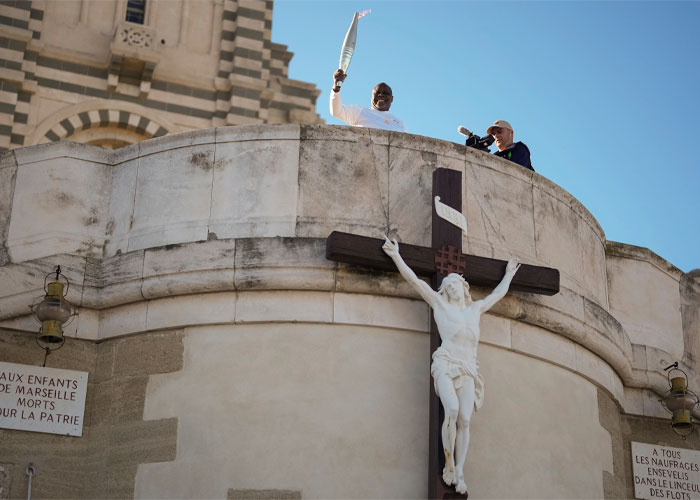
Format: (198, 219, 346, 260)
(506, 258, 521, 274)
(382, 237, 399, 257)
(333, 69, 347, 90)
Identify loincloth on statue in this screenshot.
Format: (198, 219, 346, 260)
(430, 346, 485, 411)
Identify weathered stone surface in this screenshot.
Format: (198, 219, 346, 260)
(88, 376, 149, 425)
(82, 249, 145, 308)
(386, 144, 436, 247)
(296, 126, 390, 239)
(526, 283, 586, 323)
(234, 237, 333, 291)
(333, 264, 421, 298)
(607, 249, 684, 357)
(128, 143, 214, 251)
(680, 271, 700, 365)
(0, 462, 12, 499)
(134, 129, 214, 161)
(7, 151, 111, 262)
(0, 254, 86, 318)
(575, 344, 625, 403)
(0, 329, 48, 367)
(333, 293, 429, 332)
(0, 152, 18, 267)
(99, 301, 148, 338)
(104, 156, 139, 257)
(479, 313, 512, 348)
(145, 293, 236, 330)
(217, 123, 300, 143)
(583, 297, 630, 356)
(94, 339, 116, 384)
(143, 239, 234, 277)
(141, 239, 236, 298)
(235, 290, 332, 324)
(597, 389, 627, 500)
(105, 418, 178, 466)
(210, 132, 300, 239)
(533, 182, 607, 305)
(113, 330, 184, 376)
(511, 321, 577, 369)
(465, 157, 537, 262)
(142, 269, 236, 299)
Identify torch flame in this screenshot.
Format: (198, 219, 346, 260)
(358, 9, 372, 18)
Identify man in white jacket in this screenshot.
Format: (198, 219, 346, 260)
(330, 69, 406, 132)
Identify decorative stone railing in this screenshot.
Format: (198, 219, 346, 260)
(113, 21, 156, 50)
(108, 22, 160, 96)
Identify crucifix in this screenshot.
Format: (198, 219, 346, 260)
(326, 168, 559, 498)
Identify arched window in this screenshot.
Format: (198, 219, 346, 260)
(126, 0, 146, 24)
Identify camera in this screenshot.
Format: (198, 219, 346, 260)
(457, 126, 494, 152)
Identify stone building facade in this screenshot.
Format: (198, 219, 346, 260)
(0, 0, 322, 150)
(1, 125, 699, 498)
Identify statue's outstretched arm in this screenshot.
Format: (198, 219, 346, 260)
(382, 238, 439, 308)
(478, 258, 520, 313)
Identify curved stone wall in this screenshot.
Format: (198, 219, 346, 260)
(6, 124, 604, 298)
(0, 125, 697, 498)
(0, 124, 694, 405)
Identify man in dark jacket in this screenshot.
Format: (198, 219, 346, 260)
(487, 120, 533, 171)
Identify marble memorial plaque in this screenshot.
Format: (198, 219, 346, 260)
(632, 442, 700, 499)
(0, 361, 88, 437)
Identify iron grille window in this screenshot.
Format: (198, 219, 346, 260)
(125, 0, 146, 24)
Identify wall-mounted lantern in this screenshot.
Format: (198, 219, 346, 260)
(660, 362, 699, 439)
(29, 265, 75, 364)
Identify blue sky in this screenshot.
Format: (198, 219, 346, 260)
(272, 0, 699, 273)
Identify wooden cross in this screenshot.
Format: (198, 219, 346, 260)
(326, 168, 559, 498)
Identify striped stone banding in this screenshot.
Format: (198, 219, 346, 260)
(230, 67, 261, 79)
(237, 7, 265, 21)
(35, 56, 216, 104)
(0, 14, 28, 30)
(229, 106, 257, 118)
(0, 0, 317, 142)
(0, 7, 37, 149)
(33, 74, 215, 119)
(0, 36, 27, 52)
(142, 61, 155, 84)
(0, 59, 23, 71)
(43, 108, 169, 143)
(0, 1, 31, 11)
(236, 26, 264, 42)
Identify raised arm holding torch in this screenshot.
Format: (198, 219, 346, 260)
(330, 10, 407, 132)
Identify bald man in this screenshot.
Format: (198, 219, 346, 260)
(330, 69, 407, 132)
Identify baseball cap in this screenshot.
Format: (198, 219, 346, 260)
(487, 120, 513, 135)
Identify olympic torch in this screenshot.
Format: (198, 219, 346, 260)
(336, 10, 371, 89)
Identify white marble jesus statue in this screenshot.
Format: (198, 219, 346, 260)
(382, 237, 520, 494)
